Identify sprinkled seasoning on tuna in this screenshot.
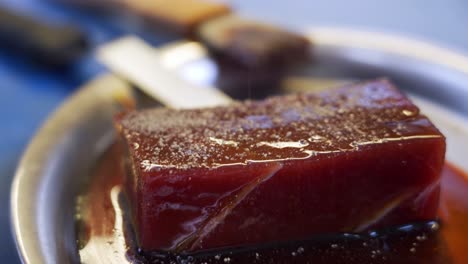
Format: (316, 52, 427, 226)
(115, 79, 445, 253)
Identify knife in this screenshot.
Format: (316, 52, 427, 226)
(0, 3, 335, 103)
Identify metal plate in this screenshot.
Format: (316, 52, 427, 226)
(11, 27, 468, 264)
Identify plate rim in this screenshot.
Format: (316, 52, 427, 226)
(10, 75, 132, 264)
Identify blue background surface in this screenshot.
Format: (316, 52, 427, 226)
(1, 0, 467, 262)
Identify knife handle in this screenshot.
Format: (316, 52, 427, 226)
(121, 0, 231, 36)
(0, 7, 89, 67)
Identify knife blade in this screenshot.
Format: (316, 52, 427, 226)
(97, 36, 232, 109)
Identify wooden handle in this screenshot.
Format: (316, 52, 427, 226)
(122, 0, 231, 36)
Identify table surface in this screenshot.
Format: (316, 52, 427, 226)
(1, 0, 467, 262)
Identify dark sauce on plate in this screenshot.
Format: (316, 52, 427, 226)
(76, 143, 468, 264)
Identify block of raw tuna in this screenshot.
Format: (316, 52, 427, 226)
(115, 79, 445, 253)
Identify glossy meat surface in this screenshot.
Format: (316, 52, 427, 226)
(115, 79, 445, 252)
